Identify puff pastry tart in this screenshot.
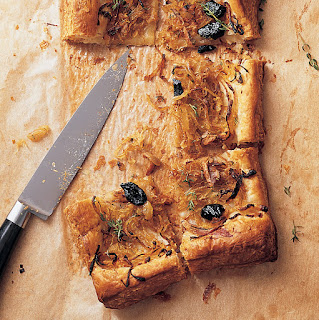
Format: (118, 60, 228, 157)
(65, 177, 187, 309)
(61, 0, 159, 45)
(173, 147, 277, 273)
(157, 0, 261, 51)
(61, 0, 260, 47)
(167, 58, 265, 150)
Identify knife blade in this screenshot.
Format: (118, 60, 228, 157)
(0, 49, 130, 277)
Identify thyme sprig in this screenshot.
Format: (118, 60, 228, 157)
(112, 0, 124, 10)
(108, 219, 125, 241)
(189, 104, 198, 117)
(201, 3, 230, 31)
(291, 221, 303, 242)
(186, 190, 197, 211)
(284, 186, 291, 197)
(300, 35, 319, 71)
(182, 172, 194, 186)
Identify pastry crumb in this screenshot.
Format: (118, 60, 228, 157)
(39, 40, 49, 50)
(203, 282, 221, 303)
(152, 291, 171, 302)
(27, 125, 50, 142)
(15, 139, 27, 151)
(94, 155, 106, 171)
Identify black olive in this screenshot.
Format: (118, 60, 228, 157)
(203, 1, 226, 18)
(201, 204, 225, 220)
(120, 182, 147, 206)
(197, 22, 225, 40)
(173, 79, 183, 96)
(197, 45, 216, 54)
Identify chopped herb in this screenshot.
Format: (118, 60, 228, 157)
(182, 172, 194, 186)
(189, 104, 198, 117)
(284, 186, 291, 197)
(100, 213, 107, 221)
(186, 190, 197, 211)
(291, 221, 302, 242)
(131, 271, 146, 282)
(108, 219, 125, 241)
(187, 199, 195, 211)
(89, 245, 100, 276)
(301, 40, 319, 71)
(259, 19, 264, 30)
(234, 117, 238, 125)
(112, 0, 124, 10)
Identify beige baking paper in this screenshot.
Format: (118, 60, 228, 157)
(1, 0, 319, 319)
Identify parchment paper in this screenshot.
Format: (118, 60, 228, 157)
(1, 0, 319, 319)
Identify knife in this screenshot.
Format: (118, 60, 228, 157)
(0, 49, 129, 277)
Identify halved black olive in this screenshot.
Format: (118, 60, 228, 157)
(198, 45, 216, 54)
(204, 1, 226, 18)
(120, 182, 147, 206)
(173, 79, 183, 96)
(198, 22, 225, 40)
(201, 204, 225, 220)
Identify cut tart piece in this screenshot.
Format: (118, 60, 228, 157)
(61, 0, 159, 45)
(157, 0, 261, 51)
(64, 177, 186, 309)
(173, 147, 277, 273)
(168, 58, 265, 152)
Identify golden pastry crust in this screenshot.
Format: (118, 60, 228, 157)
(227, 0, 261, 40)
(157, 0, 260, 51)
(64, 179, 187, 309)
(232, 59, 265, 145)
(61, 0, 158, 45)
(165, 57, 265, 150)
(178, 147, 277, 273)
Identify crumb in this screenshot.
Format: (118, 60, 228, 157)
(43, 26, 52, 40)
(269, 74, 277, 83)
(12, 139, 15, 144)
(94, 155, 106, 171)
(203, 282, 221, 303)
(285, 59, 293, 63)
(19, 264, 25, 274)
(27, 125, 50, 142)
(152, 291, 171, 302)
(39, 40, 49, 50)
(10, 96, 15, 101)
(15, 139, 27, 151)
(15, 25, 19, 30)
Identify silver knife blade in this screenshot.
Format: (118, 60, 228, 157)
(18, 49, 129, 220)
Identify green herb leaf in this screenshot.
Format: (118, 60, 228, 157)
(108, 219, 124, 241)
(259, 19, 264, 30)
(189, 104, 198, 117)
(100, 213, 107, 221)
(112, 0, 123, 10)
(291, 221, 302, 242)
(300, 41, 319, 71)
(182, 172, 194, 186)
(284, 186, 291, 197)
(187, 199, 195, 211)
(201, 3, 230, 31)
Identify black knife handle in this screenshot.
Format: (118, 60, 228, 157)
(0, 219, 22, 277)
(0, 201, 30, 278)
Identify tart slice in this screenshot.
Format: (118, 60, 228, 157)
(61, 0, 159, 45)
(157, 0, 261, 51)
(168, 58, 265, 152)
(171, 147, 277, 273)
(64, 177, 186, 308)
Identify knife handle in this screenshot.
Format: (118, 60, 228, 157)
(0, 201, 30, 277)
